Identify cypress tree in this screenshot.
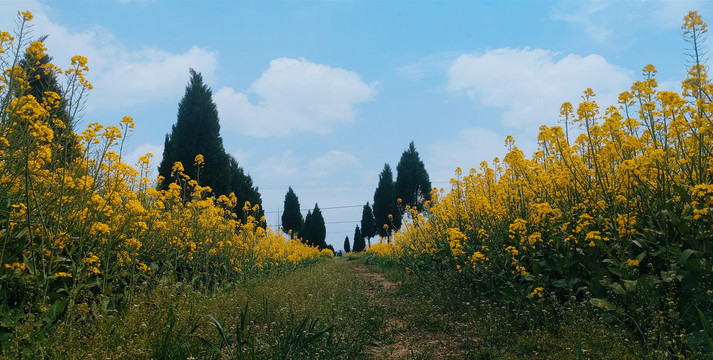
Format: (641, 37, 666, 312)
(395, 142, 432, 214)
(343, 236, 351, 253)
(352, 225, 365, 252)
(19, 37, 80, 167)
(301, 204, 326, 249)
(229, 155, 263, 222)
(372, 164, 399, 239)
(158, 69, 230, 195)
(360, 202, 376, 247)
(281, 187, 303, 239)
(310, 204, 327, 249)
(301, 210, 313, 246)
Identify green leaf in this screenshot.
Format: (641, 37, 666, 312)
(661, 270, 681, 283)
(635, 252, 647, 262)
(678, 249, 700, 265)
(696, 307, 713, 351)
(607, 266, 622, 277)
(609, 283, 626, 295)
(21, 253, 36, 276)
(622, 280, 637, 291)
(590, 298, 617, 311)
(13, 226, 28, 240)
(568, 277, 584, 287)
(532, 261, 541, 275)
(44, 299, 68, 324)
(552, 279, 568, 288)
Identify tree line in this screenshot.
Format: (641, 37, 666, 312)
(281, 142, 431, 254)
(28, 43, 431, 254)
(153, 68, 433, 255)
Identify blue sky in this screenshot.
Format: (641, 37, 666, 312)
(1, 0, 711, 250)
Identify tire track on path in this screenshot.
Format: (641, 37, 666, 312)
(351, 263, 464, 359)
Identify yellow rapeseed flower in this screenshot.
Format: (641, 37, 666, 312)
(19, 10, 33, 21)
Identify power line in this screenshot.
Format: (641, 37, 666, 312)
(260, 184, 375, 190)
(259, 181, 451, 191)
(315, 205, 363, 210)
(264, 204, 363, 214)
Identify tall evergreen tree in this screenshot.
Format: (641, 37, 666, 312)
(343, 236, 351, 253)
(301, 210, 313, 245)
(352, 225, 365, 252)
(19, 37, 80, 167)
(360, 202, 376, 247)
(310, 204, 327, 249)
(300, 204, 326, 249)
(158, 69, 230, 195)
(395, 142, 432, 213)
(372, 163, 399, 239)
(228, 155, 263, 222)
(281, 187, 303, 239)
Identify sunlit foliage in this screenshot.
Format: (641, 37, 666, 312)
(370, 10, 713, 356)
(0, 11, 325, 341)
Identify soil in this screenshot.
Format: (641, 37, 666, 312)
(352, 263, 466, 360)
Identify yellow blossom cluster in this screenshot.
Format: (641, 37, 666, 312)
(370, 12, 713, 320)
(0, 11, 326, 313)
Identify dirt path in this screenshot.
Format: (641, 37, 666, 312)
(351, 263, 466, 359)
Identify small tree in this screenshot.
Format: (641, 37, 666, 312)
(281, 187, 303, 238)
(352, 225, 365, 252)
(311, 204, 327, 249)
(372, 163, 399, 240)
(343, 236, 351, 253)
(395, 142, 432, 214)
(360, 202, 376, 247)
(301, 210, 313, 245)
(300, 204, 326, 249)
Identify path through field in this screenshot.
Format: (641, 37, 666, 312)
(351, 262, 472, 359)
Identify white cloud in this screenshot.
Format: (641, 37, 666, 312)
(254, 150, 361, 185)
(552, 1, 613, 44)
(214, 58, 377, 137)
(552, 0, 709, 44)
(446, 47, 632, 132)
(397, 51, 461, 81)
(307, 150, 361, 178)
(89, 46, 218, 111)
(230, 148, 253, 165)
(254, 151, 302, 180)
(649, 0, 709, 29)
(0, 1, 218, 112)
(426, 127, 509, 183)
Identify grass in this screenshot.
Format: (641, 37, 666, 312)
(5, 256, 708, 359)
(361, 257, 653, 360)
(4, 258, 381, 359)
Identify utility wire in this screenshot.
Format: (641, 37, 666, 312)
(264, 204, 363, 214)
(260, 181, 451, 191)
